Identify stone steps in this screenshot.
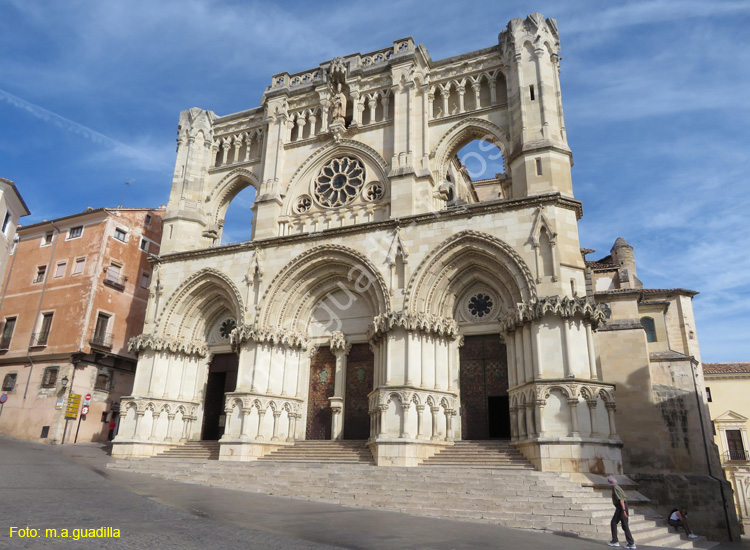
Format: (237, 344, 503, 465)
(419, 440, 535, 470)
(154, 441, 220, 460)
(107, 455, 717, 549)
(257, 440, 374, 464)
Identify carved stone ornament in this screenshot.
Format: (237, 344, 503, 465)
(368, 311, 460, 342)
(128, 334, 208, 357)
(500, 295, 607, 332)
(293, 195, 312, 214)
(363, 182, 384, 202)
(229, 324, 309, 350)
(314, 157, 365, 208)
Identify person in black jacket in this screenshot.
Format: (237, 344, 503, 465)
(607, 475, 636, 549)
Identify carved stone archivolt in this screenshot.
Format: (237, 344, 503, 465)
(367, 311, 459, 342)
(128, 334, 208, 357)
(500, 295, 606, 332)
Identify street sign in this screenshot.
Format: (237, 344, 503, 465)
(65, 393, 81, 420)
(81, 405, 89, 416)
(0, 394, 7, 404)
(85, 393, 92, 401)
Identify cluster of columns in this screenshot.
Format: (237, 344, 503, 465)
(213, 130, 263, 167)
(125, 402, 196, 444)
(223, 401, 301, 443)
(329, 332, 351, 440)
(369, 397, 457, 441)
(509, 393, 618, 441)
(430, 75, 499, 119)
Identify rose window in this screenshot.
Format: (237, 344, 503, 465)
(468, 293, 493, 318)
(314, 157, 365, 207)
(219, 319, 237, 339)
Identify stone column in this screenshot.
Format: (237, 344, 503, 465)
(149, 411, 160, 442)
(308, 114, 317, 137)
(244, 133, 254, 161)
(533, 47, 549, 136)
(605, 402, 618, 439)
(563, 320, 575, 378)
(351, 91, 362, 127)
(514, 329, 525, 384)
(367, 96, 376, 123)
(430, 406, 439, 440)
(220, 408, 231, 440)
(295, 117, 305, 142)
(330, 398, 343, 440)
(133, 411, 144, 439)
(567, 398, 579, 437)
(522, 326, 533, 381)
(472, 82, 481, 109)
(233, 136, 242, 163)
(489, 80, 497, 104)
(416, 404, 424, 439)
(286, 412, 295, 442)
(506, 332, 517, 388)
(517, 406, 526, 438)
(531, 323, 543, 378)
(457, 86, 466, 113)
(509, 407, 518, 441)
(255, 409, 266, 440)
(441, 85, 449, 117)
(240, 407, 252, 440)
(400, 402, 411, 439)
(535, 400, 546, 437)
(585, 323, 598, 380)
(165, 413, 175, 443)
(586, 399, 600, 437)
(525, 403, 536, 438)
(220, 138, 230, 165)
(271, 410, 281, 441)
(378, 405, 388, 437)
(180, 415, 189, 441)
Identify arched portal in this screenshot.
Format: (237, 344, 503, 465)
(406, 231, 534, 440)
(258, 245, 388, 441)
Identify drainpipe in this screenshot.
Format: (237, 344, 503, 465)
(23, 221, 61, 400)
(689, 355, 734, 541)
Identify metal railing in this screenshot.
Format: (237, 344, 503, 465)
(90, 332, 113, 348)
(722, 449, 749, 463)
(30, 331, 50, 347)
(103, 273, 127, 290)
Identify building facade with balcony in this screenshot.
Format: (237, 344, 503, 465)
(704, 362, 750, 534)
(0, 206, 164, 444)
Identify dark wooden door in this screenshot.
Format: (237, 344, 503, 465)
(727, 429, 746, 460)
(344, 343, 374, 440)
(201, 353, 238, 441)
(459, 334, 509, 439)
(306, 346, 336, 440)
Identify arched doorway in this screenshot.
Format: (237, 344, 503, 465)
(202, 352, 238, 440)
(459, 334, 510, 439)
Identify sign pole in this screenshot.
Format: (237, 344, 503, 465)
(0, 402, 4, 419)
(74, 414, 83, 444)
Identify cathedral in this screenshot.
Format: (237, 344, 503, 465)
(112, 13, 735, 539)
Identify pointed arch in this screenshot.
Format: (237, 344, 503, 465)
(205, 168, 261, 225)
(257, 244, 390, 332)
(431, 118, 511, 182)
(405, 230, 535, 317)
(158, 268, 245, 340)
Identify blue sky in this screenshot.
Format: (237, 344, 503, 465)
(1, 0, 748, 361)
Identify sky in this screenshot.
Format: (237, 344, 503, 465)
(0, 0, 748, 362)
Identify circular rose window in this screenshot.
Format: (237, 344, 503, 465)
(314, 157, 365, 207)
(219, 319, 237, 339)
(468, 293, 494, 319)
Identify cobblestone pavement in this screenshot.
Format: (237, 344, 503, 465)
(2, 436, 749, 550)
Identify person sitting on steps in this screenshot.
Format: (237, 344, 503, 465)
(669, 508, 699, 539)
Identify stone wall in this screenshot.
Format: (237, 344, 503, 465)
(631, 473, 740, 542)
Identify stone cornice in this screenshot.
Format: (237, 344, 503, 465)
(230, 324, 309, 349)
(128, 334, 208, 357)
(501, 296, 606, 331)
(157, 193, 583, 264)
(368, 311, 459, 342)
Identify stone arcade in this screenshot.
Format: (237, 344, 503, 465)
(111, 13, 733, 537)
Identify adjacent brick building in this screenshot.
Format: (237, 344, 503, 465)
(0, 207, 164, 444)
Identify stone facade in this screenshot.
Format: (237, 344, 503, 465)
(109, 13, 737, 540)
(0, 177, 31, 287)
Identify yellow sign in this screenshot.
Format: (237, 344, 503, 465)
(65, 393, 81, 419)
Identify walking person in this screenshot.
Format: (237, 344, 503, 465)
(607, 475, 636, 549)
(669, 508, 698, 539)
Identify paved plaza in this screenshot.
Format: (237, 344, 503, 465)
(0, 436, 747, 550)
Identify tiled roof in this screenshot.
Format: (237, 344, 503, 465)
(703, 363, 750, 374)
(594, 288, 698, 297)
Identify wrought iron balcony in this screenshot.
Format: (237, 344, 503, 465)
(103, 273, 127, 290)
(30, 331, 50, 347)
(90, 332, 113, 349)
(722, 449, 749, 463)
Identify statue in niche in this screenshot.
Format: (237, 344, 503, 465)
(330, 83, 347, 126)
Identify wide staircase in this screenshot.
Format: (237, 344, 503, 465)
(257, 440, 374, 464)
(110, 440, 717, 549)
(154, 440, 220, 460)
